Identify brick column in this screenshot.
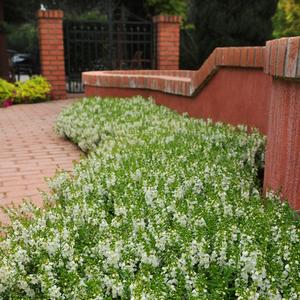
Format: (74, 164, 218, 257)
(263, 37, 300, 211)
(37, 10, 66, 100)
(153, 15, 181, 70)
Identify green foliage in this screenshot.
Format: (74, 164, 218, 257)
(66, 11, 107, 22)
(272, 0, 300, 37)
(181, 0, 278, 69)
(5, 22, 38, 55)
(1, 97, 300, 298)
(14, 76, 51, 103)
(4, 0, 188, 22)
(4, 0, 187, 65)
(3, 0, 109, 24)
(0, 79, 15, 106)
(0, 76, 51, 106)
(145, 0, 188, 16)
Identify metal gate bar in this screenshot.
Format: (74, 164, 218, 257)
(64, 7, 155, 93)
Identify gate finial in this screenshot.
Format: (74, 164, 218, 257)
(40, 4, 47, 11)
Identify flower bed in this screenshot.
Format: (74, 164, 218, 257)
(0, 76, 51, 107)
(1, 97, 299, 299)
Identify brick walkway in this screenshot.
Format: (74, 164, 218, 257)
(0, 99, 82, 224)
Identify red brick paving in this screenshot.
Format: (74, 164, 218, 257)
(0, 99, 82, 224)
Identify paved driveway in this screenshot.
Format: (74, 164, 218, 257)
(0, 99, 82, 224)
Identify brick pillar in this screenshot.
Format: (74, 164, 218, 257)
(263, 37, 300, 211)
(37, 10, 66, 100)
(153, 15, 181, 70)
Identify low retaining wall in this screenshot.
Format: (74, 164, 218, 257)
(83, 38, 300, 212)
(85, 68, 271, 134)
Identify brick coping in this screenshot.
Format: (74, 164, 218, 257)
(83, 37, 300, 96)
(83, 46, 265, 97)
(83, 71, 194, 96)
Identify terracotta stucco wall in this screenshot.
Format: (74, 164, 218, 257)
(85, 68, 272, 134)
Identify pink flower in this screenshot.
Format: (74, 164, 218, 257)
(2, 99, 13, 108)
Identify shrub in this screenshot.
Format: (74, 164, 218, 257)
(0, 76, 51, 107)
(0, 79, 15, 106)
(14, 76, 51, 104)
(1, 97, 299, 299)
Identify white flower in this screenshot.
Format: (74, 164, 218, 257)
(144, 187, 157, 206)
(131, 169, 142, 182)
(48, 285, 62, 299)
(174, 186, 185, 200)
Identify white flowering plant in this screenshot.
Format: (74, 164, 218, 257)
(1, 96, 299, 299)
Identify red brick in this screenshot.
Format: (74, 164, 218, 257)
(285, 37, 300, 78)
(0, 99, 80, 222)
(254, 47, 264, 68)
(270, 39, 278, 76)
(240, 48, 248, 67)
(214, 48, 222, 65)
(233, 48, 241, 66)
(223, 48, 231, 65)
(264, 41, 271, 74)
(247, 47, 256, 66)
(42, 65, 59, 71)
(227, 48, 234, 65)
(153, 14, 181, 70)
(39, 23, 60, 29)
(276, 38, 288, 77)
(205, 52, 216, 71)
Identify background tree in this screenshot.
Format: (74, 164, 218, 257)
(0, 0, 10, 80)
(272, 0, 300, 37)
(3, 0, 187, 23)
(181, 0, 278, 69)
(145, 0, 187, 16)
(3, 0, 187, 59)
(5, 0, 280, 71)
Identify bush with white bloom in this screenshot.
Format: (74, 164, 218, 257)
(1, 96, 300, 299)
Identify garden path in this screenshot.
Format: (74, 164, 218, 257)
(0, 99, 82, 224)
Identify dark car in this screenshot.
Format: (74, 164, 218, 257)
(11, 53, 34, 79)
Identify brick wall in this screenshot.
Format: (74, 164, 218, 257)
(153, 15, 181, 70)
(37, 10, 66, 100)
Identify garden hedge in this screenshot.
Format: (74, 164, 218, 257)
(0, 97, 299, 299)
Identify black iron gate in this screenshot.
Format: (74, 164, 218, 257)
(64, 7, 155, 93)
